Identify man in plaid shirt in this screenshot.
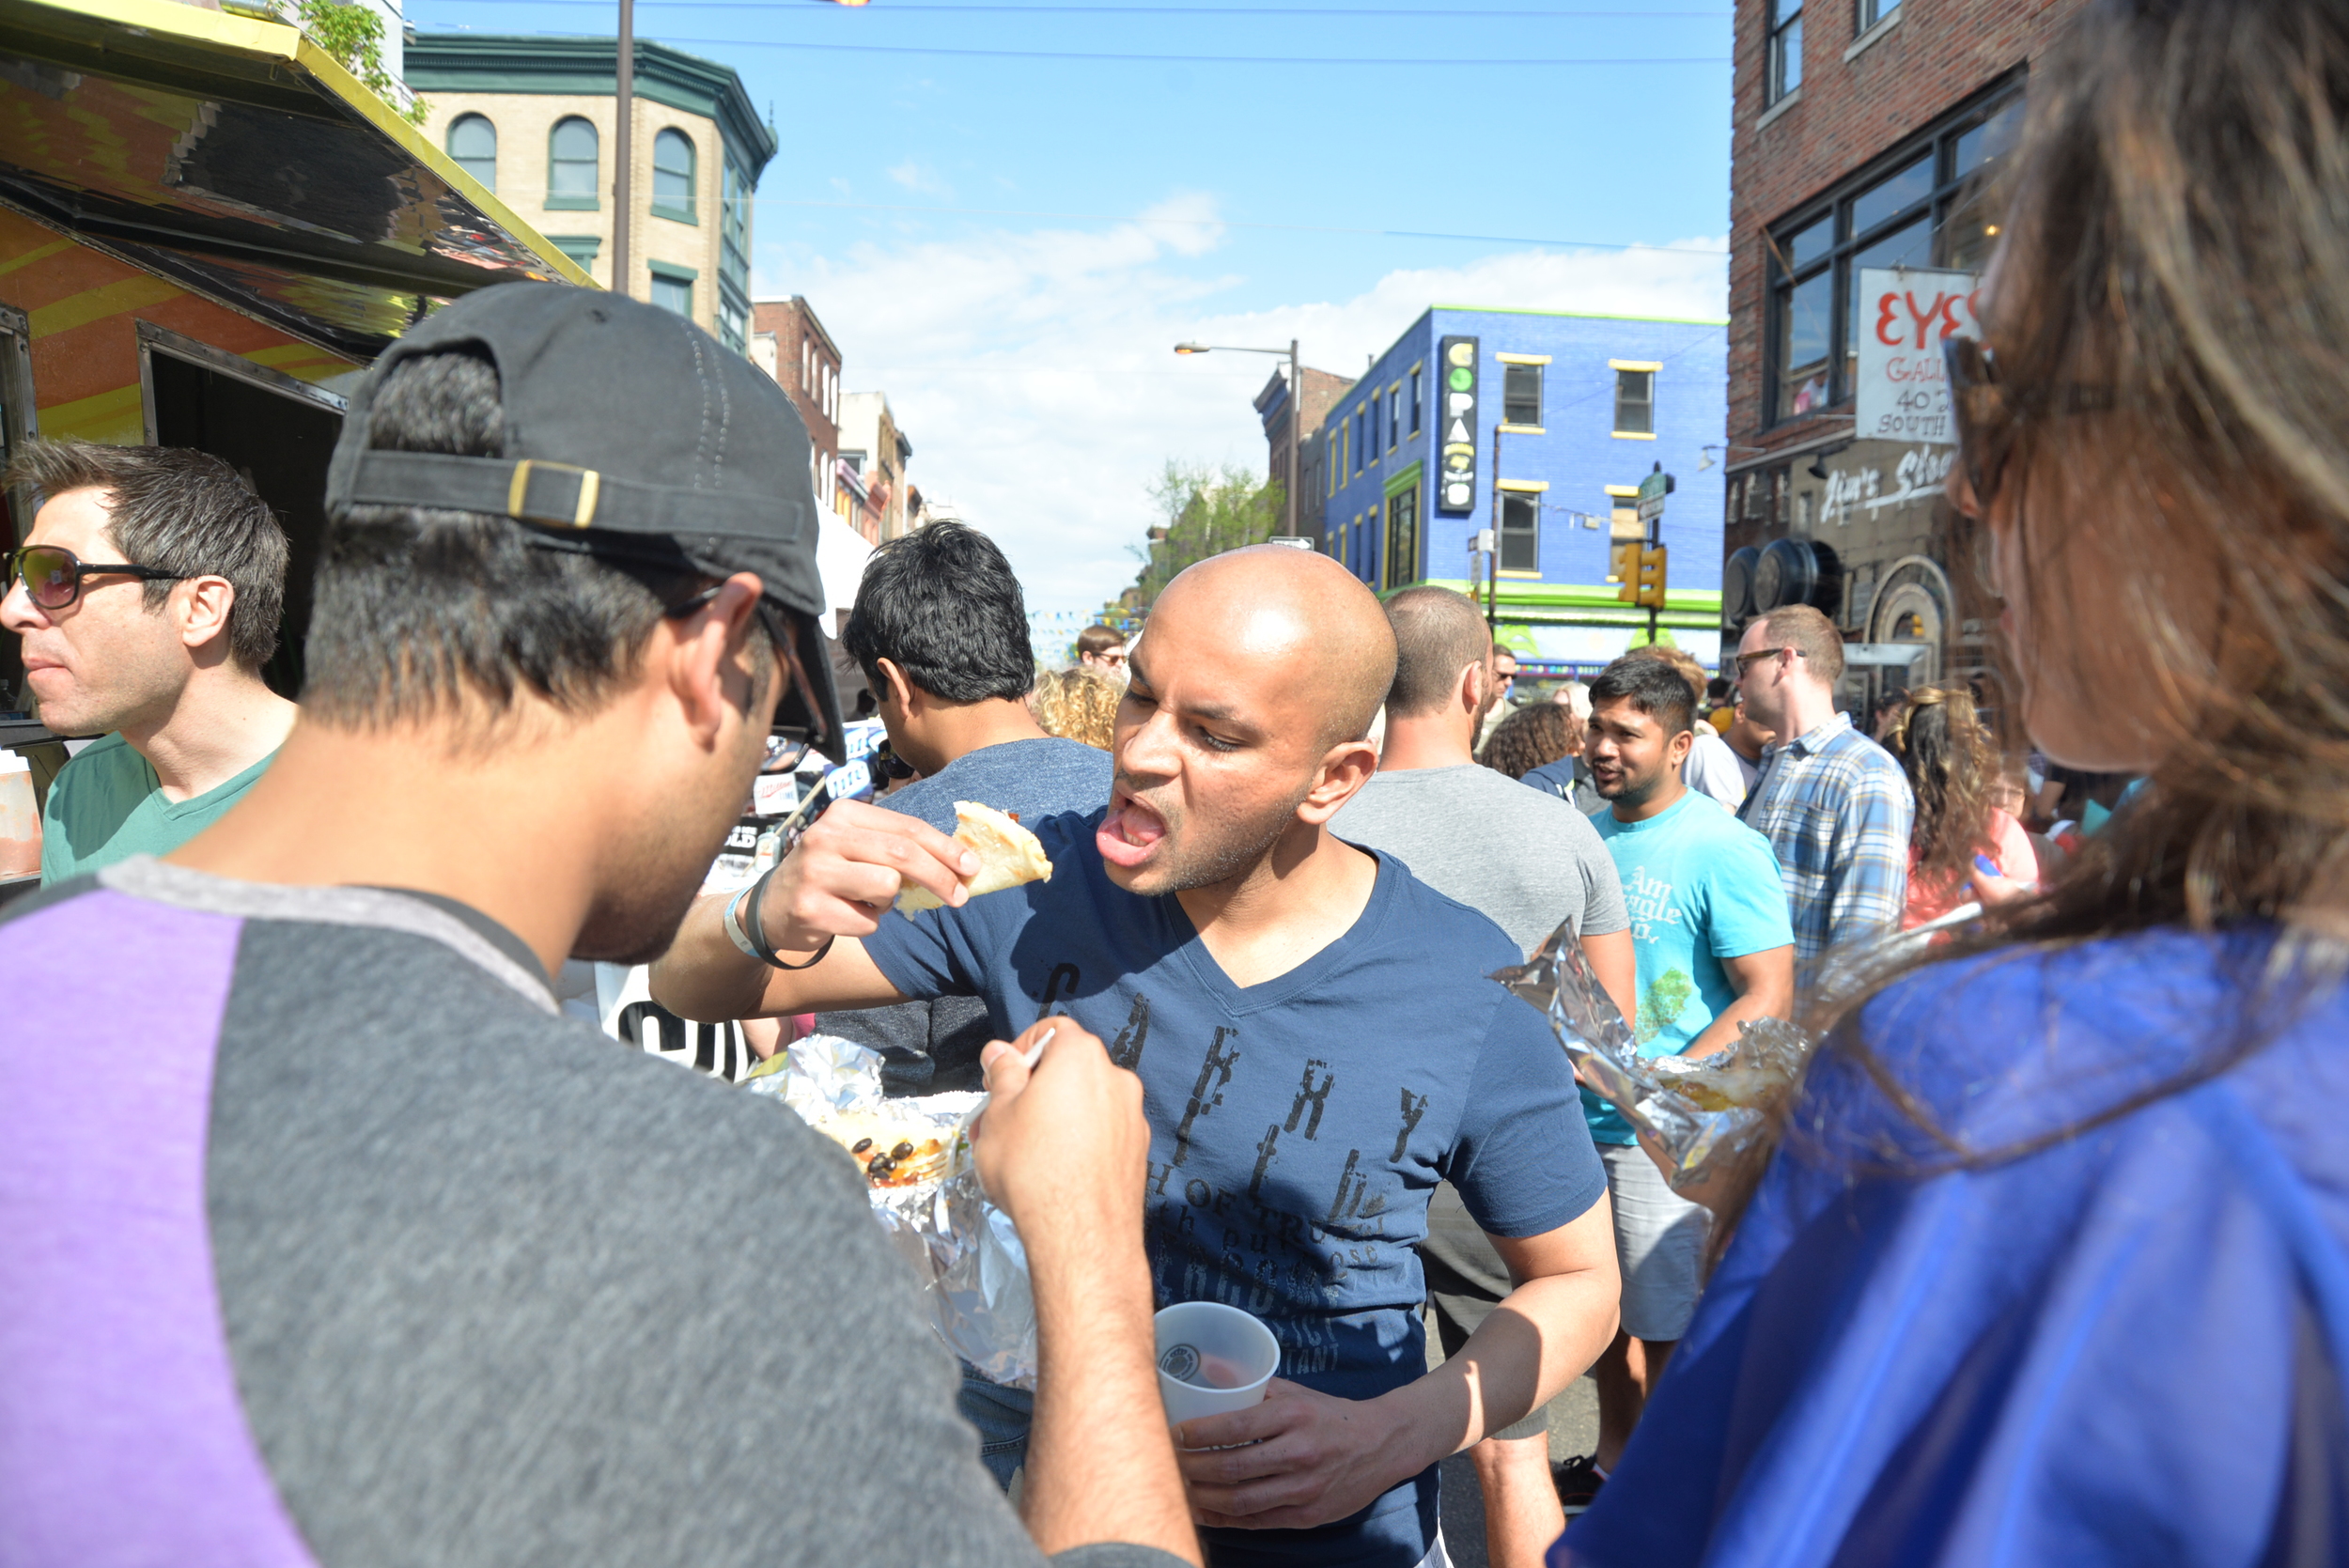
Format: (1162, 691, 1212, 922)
(1731, 606, 1915, 979)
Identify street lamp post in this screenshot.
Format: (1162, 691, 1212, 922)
(1173, 339, 1303, 539)
(614, 0, 633, 298)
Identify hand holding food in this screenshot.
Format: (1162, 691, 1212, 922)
(896, 801, 1053, 916)
(752, 798, 979, 951)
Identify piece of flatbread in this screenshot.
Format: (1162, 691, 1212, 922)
(895, 800, 1053, 917)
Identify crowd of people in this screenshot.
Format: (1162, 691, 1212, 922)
(4, 2, 2345, 1563)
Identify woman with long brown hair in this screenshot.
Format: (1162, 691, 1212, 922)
(1881, 685, 2038, 925)
(1562, 2, 2349, 1563)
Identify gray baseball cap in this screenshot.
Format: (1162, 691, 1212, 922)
(324, 281, 844, 756)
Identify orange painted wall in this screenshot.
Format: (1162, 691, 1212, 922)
(0, 206, 354, 444)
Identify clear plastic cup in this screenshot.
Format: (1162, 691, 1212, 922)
(1154, 1301, 1279, 1427)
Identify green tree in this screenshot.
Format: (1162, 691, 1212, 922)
(1126, 460, 1286, 610)
(295, 0, 431, 127)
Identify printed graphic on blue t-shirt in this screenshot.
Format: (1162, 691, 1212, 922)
(1587, 793, 1794, 1144)
(861, 812, 1603, 1568)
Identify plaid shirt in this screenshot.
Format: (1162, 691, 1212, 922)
(1737, 711, 1915, 971)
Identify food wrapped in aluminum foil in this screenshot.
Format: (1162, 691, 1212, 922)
(744, 1033, 1038, 1388)
(1493, 922, 1814, 1193)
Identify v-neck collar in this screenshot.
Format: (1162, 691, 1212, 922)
(1158, 846, 1401, 1016)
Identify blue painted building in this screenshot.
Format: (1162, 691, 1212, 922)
(1307, 305, 1728, 674)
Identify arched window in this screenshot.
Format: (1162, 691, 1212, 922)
(548, 116, 599, 209)
(652, 128, 695, 221)
(446, 114, 496, 192)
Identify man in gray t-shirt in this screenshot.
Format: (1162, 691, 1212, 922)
(1329, 588, 1635, 1568)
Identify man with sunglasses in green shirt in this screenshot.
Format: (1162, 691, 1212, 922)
(2, 441, 295, 884)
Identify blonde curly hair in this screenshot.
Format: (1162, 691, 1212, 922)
(1032, 667, 1121, 751)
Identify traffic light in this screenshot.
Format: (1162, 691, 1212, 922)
(1635, 544, 1670, 610)
(1610, 538, 1641, 600)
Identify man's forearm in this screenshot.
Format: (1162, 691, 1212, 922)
(650, 893, 785, 1021)
(1684, 989, 1779, 1060)
(1359, 1267, 1619, 1489)
(1020, 1210, 1202, 1562)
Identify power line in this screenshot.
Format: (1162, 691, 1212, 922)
(753, 196, 1730, 256)
(458, 28, 1727, 64)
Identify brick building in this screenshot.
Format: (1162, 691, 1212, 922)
(1253, 365, 1355, 534)
(836, 390, 913, 545)
(1724, 0, 2079, 708)
(748, 296, 843, 519)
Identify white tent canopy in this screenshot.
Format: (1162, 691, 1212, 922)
(815, 515, 875, 637)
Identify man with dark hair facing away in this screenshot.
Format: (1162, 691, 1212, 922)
(656, 546, 1621, 1568)
(3, 441, 295, 882)
(1560, 655, 1794, 1513)
(1329, 585, 1635, 1568)
(1732, 604, 1914, 979)
(828, 520, 1112, 1098)
(0, 284, 1198, 1568)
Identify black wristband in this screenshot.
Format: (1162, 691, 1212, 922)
(740, 863, 835, 971)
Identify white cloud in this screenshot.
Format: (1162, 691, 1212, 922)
(759, 212, 1726, 620)
(885, 160, 952, 196)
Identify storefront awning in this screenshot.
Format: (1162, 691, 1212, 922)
(0, 0, 593, 364)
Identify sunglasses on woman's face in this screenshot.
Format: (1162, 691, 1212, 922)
(1943, 334, 2116, 510)
(5, 544, 185, 611)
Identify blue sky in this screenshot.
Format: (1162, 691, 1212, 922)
(405, 0, 1736, 621)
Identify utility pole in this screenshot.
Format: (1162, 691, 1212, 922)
(613, 0, 634, 299)
(1485, 423, 1501, 629)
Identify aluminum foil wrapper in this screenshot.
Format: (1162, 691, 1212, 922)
(1492, 922, 1814, 1193)
(744, 1033, 1038, 1388)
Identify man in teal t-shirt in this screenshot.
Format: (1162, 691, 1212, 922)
(1566, 654, 1796, 1501)
(1, 441, 296, 883)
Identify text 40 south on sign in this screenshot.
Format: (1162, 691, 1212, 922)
(1855, 268, 1979, 445)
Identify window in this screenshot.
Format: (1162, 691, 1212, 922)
(1382, 488, 1419, 591)
(547, 234, 600, 271)
(1353, 410, 1365, 474)
(1612, 367, 1655, 435)
(1367, 396, 1379, 458)
(649, 263, 694, 318)
(720, 294, 747, 352)
(1859, 0, 1900, 28)
(548, 116, 599, 210)
(653, 128, 696, 223)
(721, 162, 751, 275)
(447, 114, 496, 191)
(1409, 365, 1423, 434)
(1387, 385, 1401, 451)
(1767, 0, 1801, 104)
(1764, 81, 2025, 423)
(1502, 363, 1542, 427)
(1500, 493, 1538, 572)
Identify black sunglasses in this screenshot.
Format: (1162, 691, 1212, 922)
(7, 544, 185, 610)
(1944, 335, 2116, 507)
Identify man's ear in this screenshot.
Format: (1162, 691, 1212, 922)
(664, 573, 766, 745)
(176, 575, 238, 659)
(1460, 660, 1489, 718)
(1667, 726, 1696, 768)
(1298, 737, 1378, 826)
(874, 657, 918, 716)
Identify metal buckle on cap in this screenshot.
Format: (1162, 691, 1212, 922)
(506, 458, 602, 528)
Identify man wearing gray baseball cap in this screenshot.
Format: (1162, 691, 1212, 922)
(0, 285, 1197, 1567)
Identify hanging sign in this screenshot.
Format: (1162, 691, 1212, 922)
(1435, 335, 1479, 514)
(1855, 268, 1979, 445)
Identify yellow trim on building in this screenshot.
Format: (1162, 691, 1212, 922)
(1496, 478, 1550, 492)
(1604, 485, 1641, 496)
(1611, 430, 1659, 441)
(1608, 359, 1664, 371)
(1497, 423, 1545, 435)
(1496, 352, 1552, 365)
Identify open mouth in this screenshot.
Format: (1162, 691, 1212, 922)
(1096, 792, 1168, 869)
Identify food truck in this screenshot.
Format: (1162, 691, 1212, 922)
(0, 0, 592, 794)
